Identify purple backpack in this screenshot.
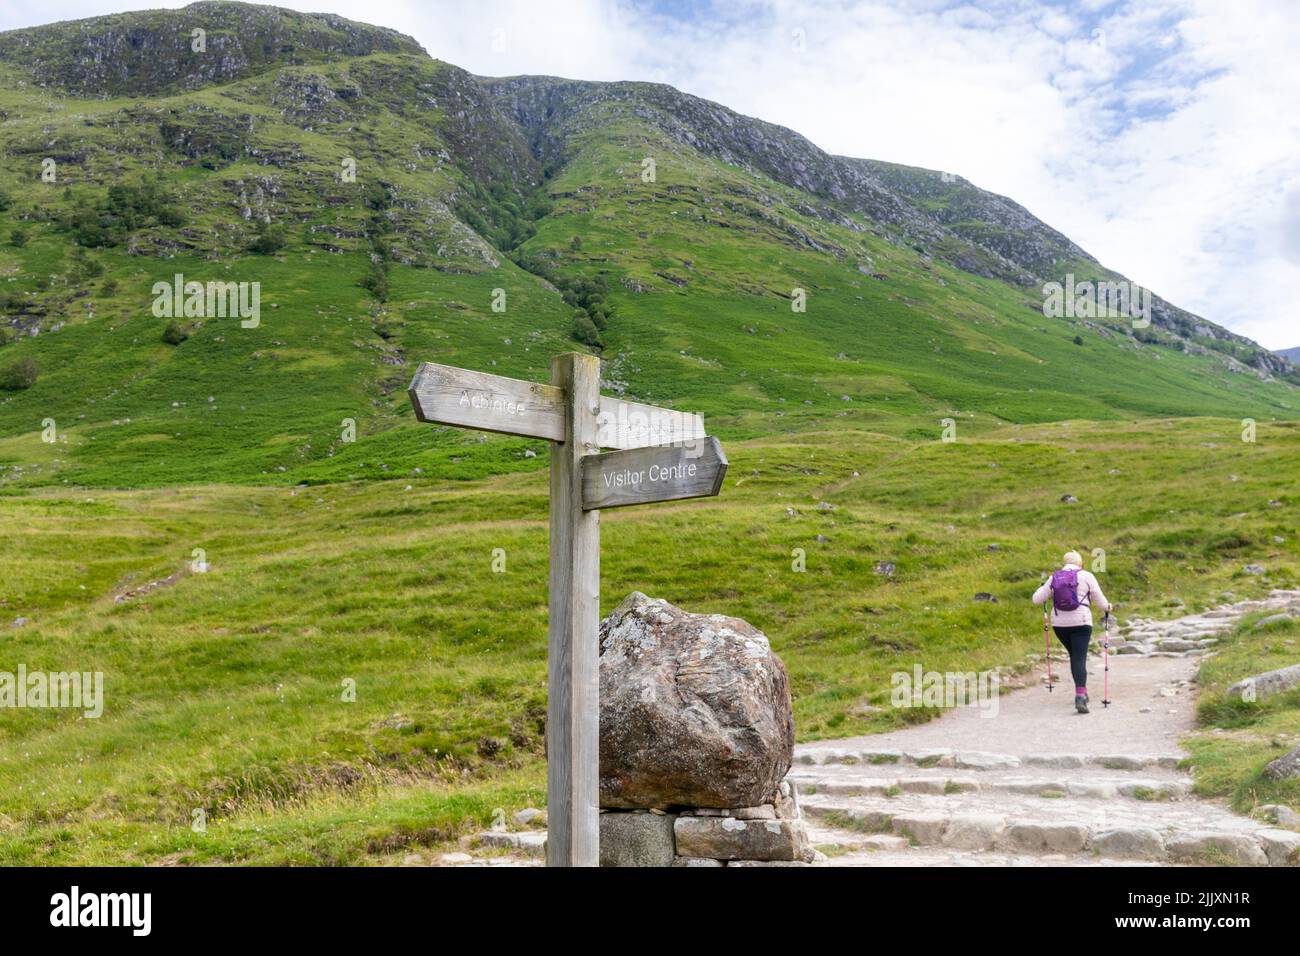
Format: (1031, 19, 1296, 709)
(1050, 568, 1084, 611)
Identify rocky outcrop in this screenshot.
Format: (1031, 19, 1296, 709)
(598, 592, 794, 810)
(478, 74, 1290, 375)
(0, 2, 423, 96)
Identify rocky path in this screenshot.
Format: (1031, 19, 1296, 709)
(795, 590, 1300, 867)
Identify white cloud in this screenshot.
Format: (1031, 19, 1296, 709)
(3, 0, 1297, 348)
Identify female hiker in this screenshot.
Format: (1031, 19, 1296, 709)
(1032, 550, 1112, 714)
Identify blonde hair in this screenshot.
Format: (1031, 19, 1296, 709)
(1063, 550, 1083, 567)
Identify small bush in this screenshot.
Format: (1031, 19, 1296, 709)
(10, 229, 28, 248)
(247, 222, 288, 255)
(358, 263, 389, 302)
(573, 313, 603, 348)
(0, 356, 38, 390)
(63, 183, 184, 248)
(70, 248, 104, 281)
(162, 321, 188, 345)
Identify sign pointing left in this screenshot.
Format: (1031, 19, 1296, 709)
(408, 362, 566, 441)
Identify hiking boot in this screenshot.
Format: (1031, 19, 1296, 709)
(1075, 693, 1090, 714)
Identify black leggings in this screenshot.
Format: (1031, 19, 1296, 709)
(1054, 625, 1092, 691)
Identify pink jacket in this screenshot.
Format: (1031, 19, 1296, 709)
(1033, 564, 1111, 627)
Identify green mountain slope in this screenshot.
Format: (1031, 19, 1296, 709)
(0, 2, 1294, 489)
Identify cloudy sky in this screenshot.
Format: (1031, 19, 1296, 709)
(3, 0, 1297, 348)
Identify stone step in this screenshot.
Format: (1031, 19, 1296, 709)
(794, 747, 1184, 772)
(805, 824, 1170, 867)
(800, 794, 1299, 866)
(791, 767, 1192, 800)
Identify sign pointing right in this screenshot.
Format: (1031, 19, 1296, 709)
(581, 436, 728, 511)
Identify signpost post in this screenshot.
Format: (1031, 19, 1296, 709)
(408, 353, 726, 866)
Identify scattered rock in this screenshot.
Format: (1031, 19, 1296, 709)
(973, 592, 997, 603)
(1263, 745, 1300, 781)
(513, 807, 544, 827)
(873, 560, 896, 577)
(1227, 664, 1300, 703)
(1243, 564, 1266, 576)
(1060, 494, 1078, 504)
(1257, 804, 1300, 827)
(1253, 613, 1293, 629)
(1256, 829, 1300, 867)
(11, 617, 28, 628)
(477, 831, 546, 857)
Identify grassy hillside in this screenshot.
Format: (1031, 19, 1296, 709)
(1, 418, 1295, 864)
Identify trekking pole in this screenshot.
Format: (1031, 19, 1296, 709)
(1102, 610, 1112, 708)
(1044, 603, 1053, 692)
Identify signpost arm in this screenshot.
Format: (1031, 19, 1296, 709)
(546, 352, 601, 866)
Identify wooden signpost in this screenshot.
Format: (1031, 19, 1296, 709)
(408, 353, 726, 867)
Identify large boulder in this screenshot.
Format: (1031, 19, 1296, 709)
(598, 592, 794, 809)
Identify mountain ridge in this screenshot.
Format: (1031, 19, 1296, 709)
(0, 2, 1284, 376)
(0, 1, 1295, 489)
